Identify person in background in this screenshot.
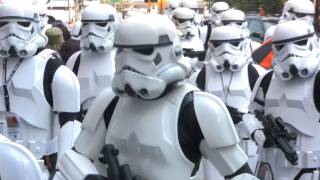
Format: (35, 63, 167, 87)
(45, 27, 64, 51)
(259, 5, 266, 16)
(59, 21, 81, 64)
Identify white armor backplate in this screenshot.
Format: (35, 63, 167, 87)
(67, 50, 115, 110)
(0, 54, 53, 159)
(106, 84, 198, 180)
(205, 63, 251, 113)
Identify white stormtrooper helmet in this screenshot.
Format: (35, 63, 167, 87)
(166, 0, 181, 16)
(0, 135, 42, 180)
(272, 20, 319, 80)
(112, 15, 189, 100)
(71, 21, 82, 40)
(80, 4, 118, 53)
(210, 1, 230, 25)
(221, 9, 249, 37)
(172, 7, 196, 39)
(207, 25, 247, 72)
(179, 0, 198, 12)
(280, 0, 315, 25)
(0, 2, 47, 58)
(37, 3, 49, 30)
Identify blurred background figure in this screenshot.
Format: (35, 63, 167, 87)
(59, 21, 81, 64)
(45, 27, 64, 51)
(259, 4, 266, 16)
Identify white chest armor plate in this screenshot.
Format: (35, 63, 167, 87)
(265, 73, 320, 137)
(106, 84, 197, 180)
(205, 64, 251, 113)
(76, 51, 115, 108)
(0, 56, 53, 159)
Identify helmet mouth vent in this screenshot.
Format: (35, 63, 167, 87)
(124, 84, 136, 97)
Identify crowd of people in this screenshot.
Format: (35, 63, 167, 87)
(0, 0, 319, 180)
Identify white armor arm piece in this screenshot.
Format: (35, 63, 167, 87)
(51, 65, 81, 161)
(193, 91, 258, 179)
(56, 88, 116, 180)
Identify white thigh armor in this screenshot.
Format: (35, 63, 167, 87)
(67, 50, 115, 113)
(256, 70, 320, 180)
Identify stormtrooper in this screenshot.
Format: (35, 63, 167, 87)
(203, 1, 230, 50)
(220, 9, 261, 59)
(0, 1, 80, 175)
(251, 0, 315, 70)
(279, 0, 315, 25)
(172, 7, 205, 71)
(55, 14, 259, 180)
(178, 0, 206, 43)
(165, 0, 181, 17)
(189, 25, 265, 179)
(66, 4, 117, 120)
(209, 1, 230, 26)
(37, 3, 53, 34)
(0, 134, 43, 180)
(249, 20, 320, 180)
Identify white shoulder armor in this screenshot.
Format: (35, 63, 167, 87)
(75, 87, 116, 157)
(193, 91, 240, 148)
(51, 65, 80, 112)
(66, 51, 81, 70)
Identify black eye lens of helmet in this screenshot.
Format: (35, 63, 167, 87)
(230, 41, 240, 47)
(212, 41, 222, 48)
(222, 22, 230, 25)
(275, 44, 285, 51)
(295, 12, 307, 18)
(96, 22, 108, 27)
(82, 22, 88, 27)
(294, 39, 308, 46)
(133, 47, 154, 55)
(17, 21, 31, 27)
(0, 21, 8, 28)
(236, 22, 243, 25)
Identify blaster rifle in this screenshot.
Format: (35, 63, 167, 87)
(99, 144, 135, 180)
(183, 48, 206, 61)
(254, 110, 298, 165)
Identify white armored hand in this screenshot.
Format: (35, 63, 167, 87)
(242, 113, 265, 147)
